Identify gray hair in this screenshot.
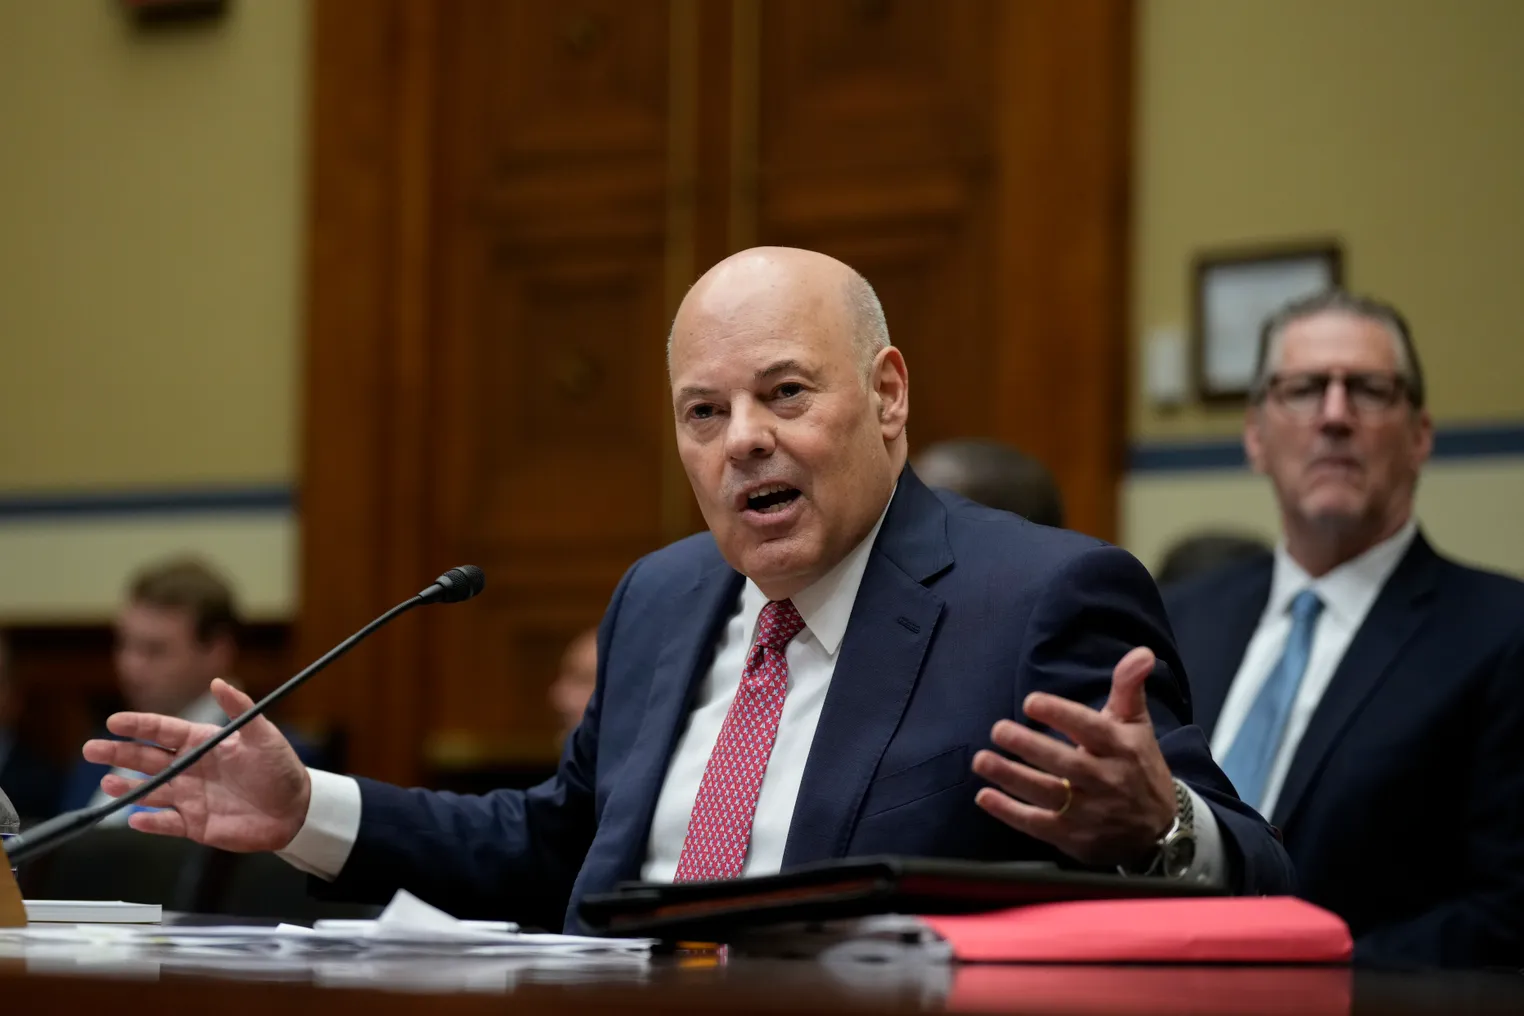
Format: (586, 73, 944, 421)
(1250, 290, 1425, 408)
(665, 266, 891, 378)
(843, 269, 890, 376)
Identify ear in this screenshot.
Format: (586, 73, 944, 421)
(1243, 405, 1267, 474)
(1412, 407, 1434, 468)
(870, 346, 909, 441)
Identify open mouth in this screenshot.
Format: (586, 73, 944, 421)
(744, 483, 802, 515)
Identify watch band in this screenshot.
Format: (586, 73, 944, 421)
(1118, 779, 1195, 878)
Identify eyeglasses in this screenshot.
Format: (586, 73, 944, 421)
(1258, 371, 1411, 417)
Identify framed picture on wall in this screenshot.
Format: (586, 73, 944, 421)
(1192, 241, 1343, 402)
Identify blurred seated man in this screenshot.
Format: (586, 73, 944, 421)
(0, 633, 61, 822)
(1155, 530, 1272, 588)
(912, 438, 1065, 528)
(548, 628, 598, 745)
(61, 557, 321, 818)
(1163, 291, 1524, 968)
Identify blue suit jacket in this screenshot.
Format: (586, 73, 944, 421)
(1163, 534, 1524, 968)
(321, 468, 1293, 931)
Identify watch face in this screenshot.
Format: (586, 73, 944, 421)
(1164, 835, 1197, 879)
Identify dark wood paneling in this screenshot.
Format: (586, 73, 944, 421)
(992, 0, 1133, 541)
(297, 0, 439, 784)
(421, 2, 676, 763)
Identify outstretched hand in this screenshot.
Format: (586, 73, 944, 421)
(81, 678, 311, 853)
(972, 647, 1178, 868)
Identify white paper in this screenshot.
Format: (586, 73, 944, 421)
(0, 889, 654, 961)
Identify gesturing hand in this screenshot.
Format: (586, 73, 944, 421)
(81, 678, 312, 853)
(972, 647, 1178, 868)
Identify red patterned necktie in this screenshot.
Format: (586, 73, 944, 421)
(674, 598, 807, 882)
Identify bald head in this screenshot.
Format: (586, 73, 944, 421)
(668, 247, 888, 378)
(667, 246, 910, 600)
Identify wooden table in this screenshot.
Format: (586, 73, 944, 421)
(1, 945, 1521, 1014)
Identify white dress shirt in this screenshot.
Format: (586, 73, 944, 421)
(280, 503, 1225, 884)
(639, 503, 888, 881)
(1211, 519, 1418, 818)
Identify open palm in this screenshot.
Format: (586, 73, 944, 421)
(83, 678, 311, 853)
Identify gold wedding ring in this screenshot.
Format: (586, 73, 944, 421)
(1055, 777, 1074, 817)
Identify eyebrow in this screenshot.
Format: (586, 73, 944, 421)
(675, 359, 819, 403)
(754, 359, 816, 382)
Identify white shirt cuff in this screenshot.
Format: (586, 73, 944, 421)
(1182, 784, 1227, 888)
(274, 768, 362, 881)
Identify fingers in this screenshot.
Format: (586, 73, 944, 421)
(1023, 693, 1124, 755)
(210, 679, 288, 749)
(99, 773, 181, 809)
(104, 711, 202, 751)
(975, 787, 1065, 843)
(989, 720, 1084, 782)
(82, 739, 176, 775)
(1103, 646, 1156, 723)
(127, 808, 188, 838)
(210, 677, 255, 718)
(972, 747, 1071, 811)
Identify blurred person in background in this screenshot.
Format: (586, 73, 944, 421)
(912, 438, 1065, 529)
(61, 557, 250, 818)
(1164, 291, 1524, 968)
(0, 633, 62, 822)
(1155, 530, 1272, 588)
(548, 627, 598, 745)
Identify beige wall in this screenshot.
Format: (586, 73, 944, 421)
(0, 1, 305, 620)
(0, 0, 306, 492)
(1132, 0, 1524, 442)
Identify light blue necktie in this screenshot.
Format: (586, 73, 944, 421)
(1220, 589, 1325, 813)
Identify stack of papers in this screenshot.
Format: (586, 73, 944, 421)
(0, 890, 654, 961)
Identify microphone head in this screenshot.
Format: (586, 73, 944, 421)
(424, 565, 486, 604)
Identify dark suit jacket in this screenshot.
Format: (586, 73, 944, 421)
(1163, 534, 1524, 968)
(321, 468, 1293, 931)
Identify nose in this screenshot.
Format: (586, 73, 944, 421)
(1317, 378, 1355, 432)
(723, 395, 776, 461)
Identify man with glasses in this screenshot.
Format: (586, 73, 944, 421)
(1163, 290, 1524, 968)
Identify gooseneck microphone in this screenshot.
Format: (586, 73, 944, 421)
(4, 566, 485, 865)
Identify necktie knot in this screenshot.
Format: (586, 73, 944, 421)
(1289, 589, 1324, 624)
(754, 599, 805, 652)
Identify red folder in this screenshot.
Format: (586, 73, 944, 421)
(947, 965, 1354, 1016)
(921, 896, 1352, 964)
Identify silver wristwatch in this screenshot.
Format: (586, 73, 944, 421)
(1119, 779, 1197, 879)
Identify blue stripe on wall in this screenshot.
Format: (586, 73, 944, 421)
(4, 422, 1524, 515)
(1129, 422, 1524, 474)
(0, 485, 294, 520)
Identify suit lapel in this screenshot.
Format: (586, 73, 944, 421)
(589, 561, 743, 885)
(1190, 564, 1272, 737)
(1270, 534, 1443, 830)
(781, 469, 952, 868)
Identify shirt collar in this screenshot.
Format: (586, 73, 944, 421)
(1268, 518, 1419, 626)
(740, 490, 895, 658)
(181, 691, 228, 726)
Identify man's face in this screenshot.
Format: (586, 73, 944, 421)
(114, 603, 226, 716)
(1245, 311, 1432, 538)
(548, 629, 598, 742)
(669, 260, 908, 600)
